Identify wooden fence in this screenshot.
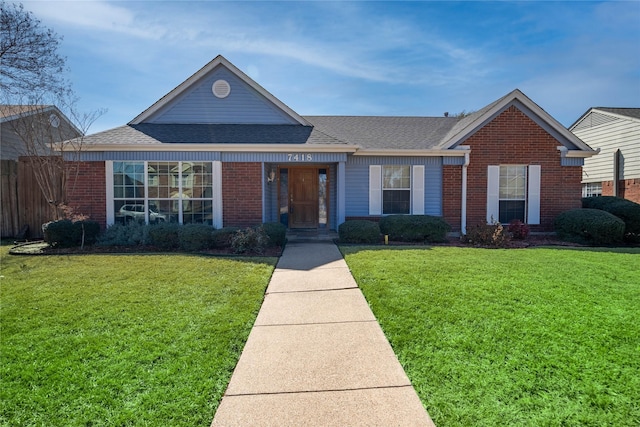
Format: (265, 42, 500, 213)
(0, 159, 52, 239)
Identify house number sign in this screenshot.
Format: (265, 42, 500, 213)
(287, 153, 313, 162)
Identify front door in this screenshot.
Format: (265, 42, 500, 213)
(289, 167, 319, 228)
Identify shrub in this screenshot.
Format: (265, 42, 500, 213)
(507, 220, 530, 240)
(260, 222, 287, 247)
(462, 221, 509, 248)
(179, 224, 214, 252)
(97, 221, 149, 246)
(147, 222, 181, 251)
(231, 227, 268, 254)
(378, 215, 451, 243)
(211, 227, 239, 248)
(43, 220, 101, 248)
(554, 208, 625, 245)
(338, 220, 380, 244)
(582, 196, 640, 242)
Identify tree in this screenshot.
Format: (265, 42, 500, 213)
(4, 104, 102, 221)
(0, 2, 104, 222)
(0, 1, 70, 99)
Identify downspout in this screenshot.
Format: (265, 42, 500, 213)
(613, 149, 621, 197)
(461, 150, 470, 235)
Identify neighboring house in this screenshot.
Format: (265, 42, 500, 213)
(0, 105, 81, 238)
(63, 55, 596, 234)
(570, 108, 640, 203)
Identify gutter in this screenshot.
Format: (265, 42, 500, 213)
(65, 143, 359, 153)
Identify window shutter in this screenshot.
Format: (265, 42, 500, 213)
(527, 165, 541, 225)
(412, 165, 425, 215)
(369, 165, 382, 215)
(486, 165, 499, 223)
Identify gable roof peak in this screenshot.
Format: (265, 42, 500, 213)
(129, 55, 309, 126)
(438, 88, 595, 153)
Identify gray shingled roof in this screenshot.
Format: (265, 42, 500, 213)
(81, 123, 346, 146)
(303, 116, 459, 149)
(597, 108, 640, 120)
(80, 118, 464, 149)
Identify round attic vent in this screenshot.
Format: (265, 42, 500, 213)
(49, 114, 60, 128)
(212, 79, 231, 98)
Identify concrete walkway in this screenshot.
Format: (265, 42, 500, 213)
(211, 241, 435, 426)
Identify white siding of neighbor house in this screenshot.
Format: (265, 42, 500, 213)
(146, 67, 298, 125)
(574, 113, 640, 182)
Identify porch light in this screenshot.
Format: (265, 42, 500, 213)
(267, 166, 277, 183)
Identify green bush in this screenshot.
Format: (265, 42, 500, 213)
(582, 196, 640, 242)
(462, 222, 509, 248)
(147, 222, 181, 251)
(43, 220, 101, 248)
(260, 222, 287, 247)
(97, 222, 149, 246)
(554, 208, 625, 245)
(231, 227, 268, 254)
(211, 227, 239, 248)
(378, 215, 451, 243)
(338, 220, 380, 244)
(179, 224, 214, 252)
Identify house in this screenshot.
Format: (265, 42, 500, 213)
(570, 108, 640, 203)
(64, 55, 596, 235)
(1, 105, 81, 238)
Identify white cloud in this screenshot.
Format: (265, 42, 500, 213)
(27, 0, 166, 39)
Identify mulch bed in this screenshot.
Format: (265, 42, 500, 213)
(10, 235, 636, 256)
(9, 241, 283, 257)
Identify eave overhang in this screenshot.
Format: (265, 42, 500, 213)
(76, 143, 358, 153)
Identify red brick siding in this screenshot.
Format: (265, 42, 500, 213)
(601, 179, 640, 203)
(442, 165, 462, 231)
(460, 105, 582, 232)
(222, 162, 263, 227)
(65, 161, 107, 228)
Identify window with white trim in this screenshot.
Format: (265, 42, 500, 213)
(499, 165, 527, 223)
(382, 165, 411, 214)
(582, 182, 602, 197)
(487, 165, 541, 225)
(369, 164, 425, 216)
(112, 161, 214, 225)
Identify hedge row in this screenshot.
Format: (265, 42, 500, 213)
(44, 220, 287, 253)
(582, 196, 640, 242)
(338, 215, 451, 244)
(554, 209, 625, 245)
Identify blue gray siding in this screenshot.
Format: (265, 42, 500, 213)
(345, 156, 443, 217)
(147, 67, 298, 125)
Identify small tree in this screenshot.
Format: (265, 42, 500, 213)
(5, 102, 103, 220)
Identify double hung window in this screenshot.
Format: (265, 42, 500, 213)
(487, 164, 541, 225)
(382, 165, 411, 214)
(498, 166, 527, 223)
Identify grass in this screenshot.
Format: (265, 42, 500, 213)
(0, 243, 277, 426)
(341, 245, 640, 427)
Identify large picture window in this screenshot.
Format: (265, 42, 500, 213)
(112, 161, 214, 225)
(382, 165, 410, 214)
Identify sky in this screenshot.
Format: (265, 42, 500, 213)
(22, 0, 640, 134)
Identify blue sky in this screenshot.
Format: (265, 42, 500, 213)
(24, 0, 640, 134)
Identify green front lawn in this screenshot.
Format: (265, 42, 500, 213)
(341, 246, 640, 426)
(0, 245, 276, 426)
